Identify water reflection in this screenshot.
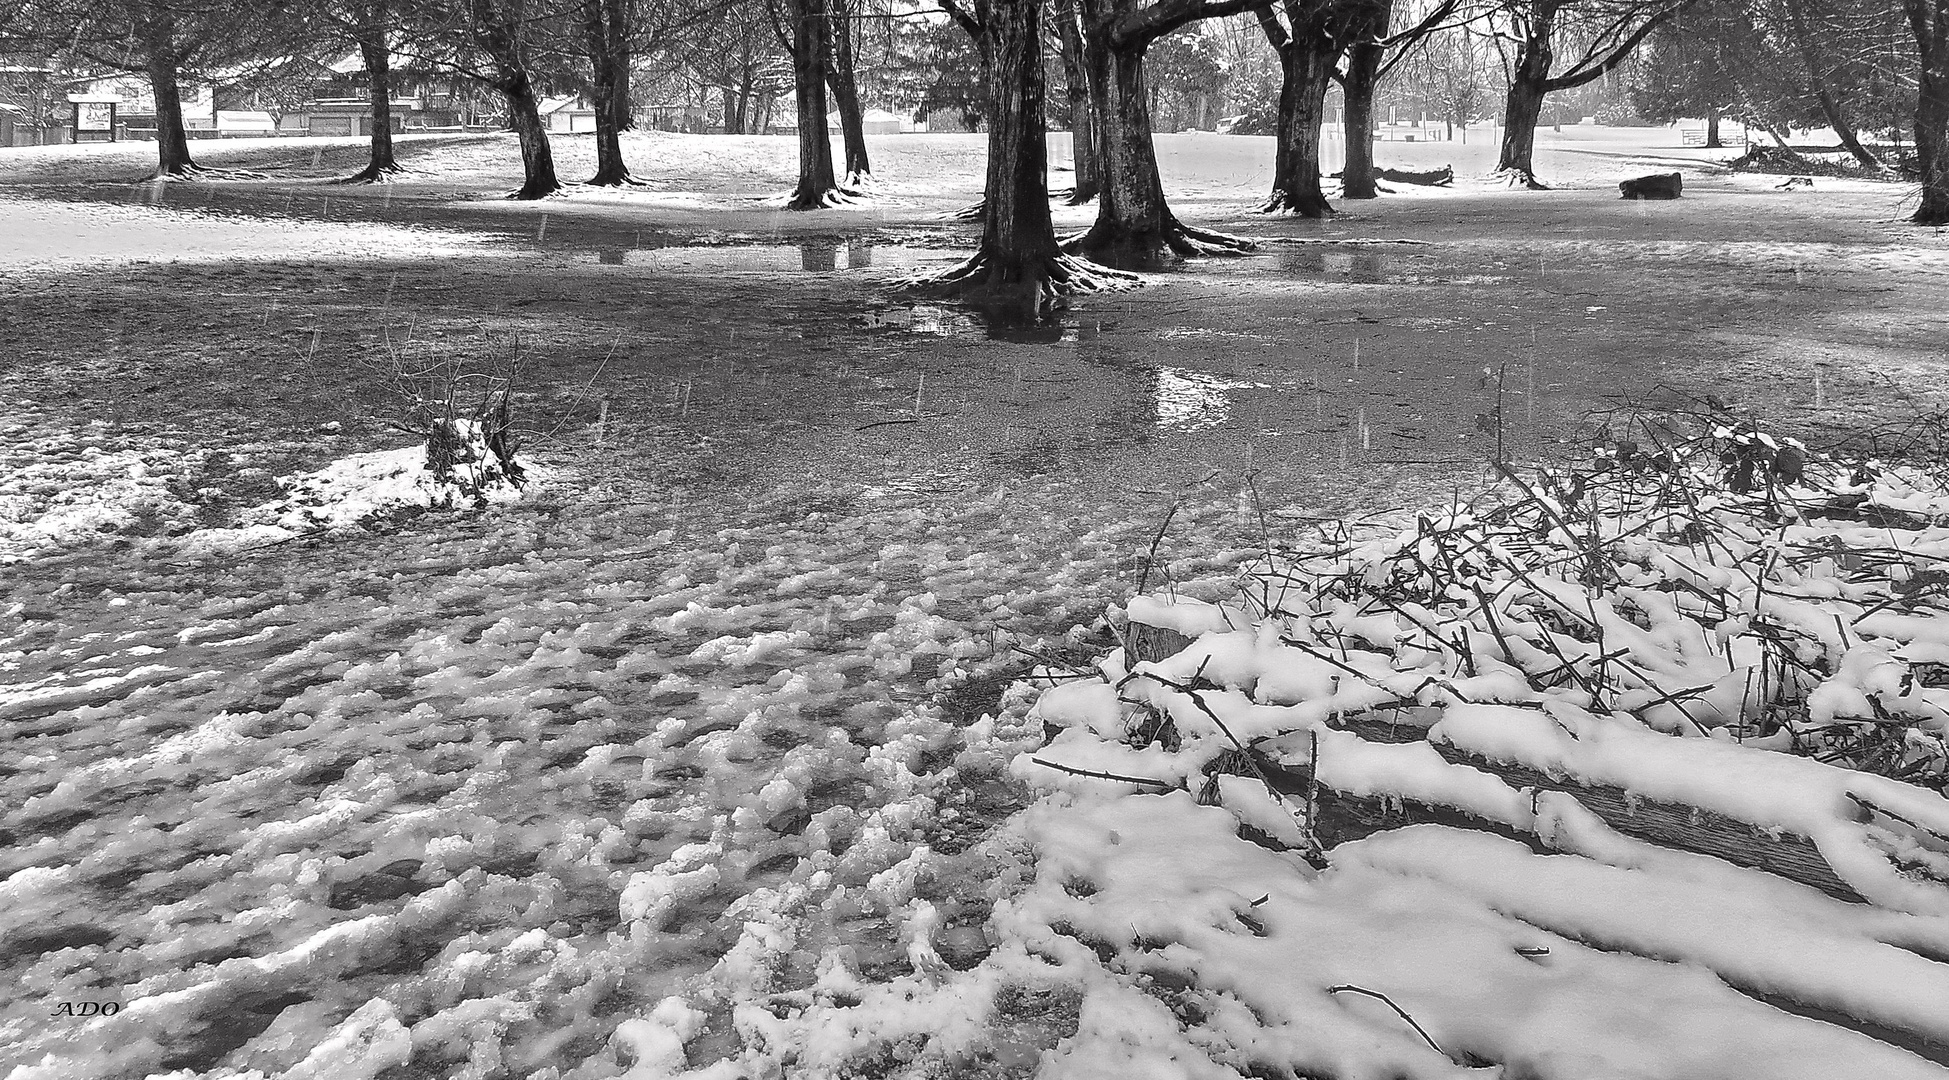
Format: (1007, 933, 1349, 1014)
(1154, 368, 1271, 431)
(1276, 249, 1387, 282)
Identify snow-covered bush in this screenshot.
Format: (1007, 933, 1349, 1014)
(1173, 413, 1949, 788)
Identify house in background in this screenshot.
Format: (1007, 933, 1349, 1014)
(769, 107, 923, 135)
(541, 95, 596, 134)
(1, 58, 76, 146)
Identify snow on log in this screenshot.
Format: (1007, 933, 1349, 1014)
(1124, 617, 1894, 906)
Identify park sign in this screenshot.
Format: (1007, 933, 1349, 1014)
(66, 93, 117, 141)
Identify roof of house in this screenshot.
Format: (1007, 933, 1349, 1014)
(539, 96, 593, 115)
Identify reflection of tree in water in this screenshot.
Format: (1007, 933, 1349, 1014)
(801, 241, 839, 271)
(1274, 249, 1386, 282)
(846, 240, 872, 269)
(979, 318, 1167, 478)
(1280, 249, 1327, 274)
(597, 247, 626, 265)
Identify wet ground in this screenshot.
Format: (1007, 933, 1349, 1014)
(4, 132, 1949, 1078)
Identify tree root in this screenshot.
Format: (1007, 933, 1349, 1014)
(507, 179, 566, 200)
(842, 170, 876, 191)
(139, 164, 269, 183)
(1061, 218, 1257, 267)
(786, 184, 865, 211)
(943, 199, 986, 222)
(1165, 222, 1258, 256)
(900, 251, 1139, 316)
(332, 162, 406, 185)
(1489, 168, 1551, 191)
(583, 170, 652, 188)
(1258, 188, 1336, 218)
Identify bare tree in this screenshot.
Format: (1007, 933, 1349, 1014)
(772, 0, 850, 206)
(466, 0, 563, 198)
(910, 0, 1132, 317)
(330, 0, 404, 183)
(1065, 0, 1264, 265)
(34, 0, 302, 178)
(1339, 0, 1462, 198)
(1254, 0, 1362, 216)
(1054, 0, 1104, 202)
(1909, 0, 1949, 222)
(1487, 0, 1685, 186)
(825, 0, 869, 183)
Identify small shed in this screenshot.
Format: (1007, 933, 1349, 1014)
(824, 108, 906, 134)
(541, 96, 597, 134)
(215, 110, 275, 136)
(306, 98, 409, 137)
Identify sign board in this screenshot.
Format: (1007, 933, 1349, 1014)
(76, 101, 113, 132)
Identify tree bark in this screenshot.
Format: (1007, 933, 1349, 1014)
(1056, 0, 1103, 203)
(145, 51, 197, 177)
(1067, 27, 1251, 265)
(825, 0, 871, 183)
(1263, 18, 1338, 216)
(911, 0, 1132, 318)
(584, 0, 639, 186)
(787, 0, 844, 208)
(502, 72, 561, 198)
(1340, 36, 1381, 198)
(1914, 0, 1949, 224)
(1704, 107, 1722, 149)
(1496, 22, 1552, 187)
(1815, 88, 1885, 171)
(475, 0, 561, 199)
(339, 8, 400, 184)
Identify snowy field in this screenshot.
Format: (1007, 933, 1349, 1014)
(4, 129, 1949, 1079)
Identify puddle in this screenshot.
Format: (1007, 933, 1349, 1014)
(575, 239, 935, 273)
(1250, 249, 1509, 287)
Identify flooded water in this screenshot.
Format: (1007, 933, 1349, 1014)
(0, 178, 1846, 1078)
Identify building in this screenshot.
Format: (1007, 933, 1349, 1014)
(540, 95, 597, 134)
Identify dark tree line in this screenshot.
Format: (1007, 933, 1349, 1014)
(6, 0, 1944, 248)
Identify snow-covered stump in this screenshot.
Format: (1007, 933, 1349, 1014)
(421, 415, 526, 507)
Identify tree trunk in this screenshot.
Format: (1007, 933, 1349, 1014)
(1705, 107, 1722, 149)
(584, 0, 639, 186)
(146, 52, 197, 178)
(502, 74, 560, 198)
(338, 6, 400, 184)
(1916, 0, 1949, 225)
(1496, 10, 1553, 186)
(911, 0, 1131, 318)
(1068, 29, 1252, 266)
(1055, 0, 1102, 203)
(1264, 30, 1337, 216)
(787, 0, 843, 208)
(1813, 88, 1885, 171)
(826, 0, 871, 183)
(476, 1, 561, 199)
(1341, 42, 1380, 197)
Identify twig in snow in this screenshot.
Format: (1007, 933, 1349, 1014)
(1135, 502, 1180, 595)
(1029, 758, 1176, 788)
(1325, 985, 1447, 1057)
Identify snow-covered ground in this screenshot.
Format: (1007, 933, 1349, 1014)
(4, 128, 1949, 1079)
